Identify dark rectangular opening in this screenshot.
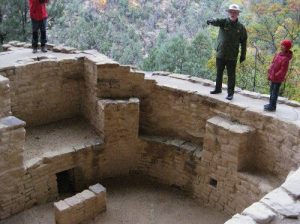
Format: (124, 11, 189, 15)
(56, 169, 76, 198)
(209, 178, 218, 188)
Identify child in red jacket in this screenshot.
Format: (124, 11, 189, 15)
(264, 39, 293, 112)
(29, 0, 49, 53)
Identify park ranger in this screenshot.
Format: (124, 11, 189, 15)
(207, 4, 248, 100)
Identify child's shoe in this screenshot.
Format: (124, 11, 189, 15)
(41, 46, 47, 52)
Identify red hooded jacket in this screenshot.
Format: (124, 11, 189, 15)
(29, 0, 48, 21)
(268, 50, 293, 83)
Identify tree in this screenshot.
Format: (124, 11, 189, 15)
(185, 30, 213, 77)
(155, 35, 188, 73)
(143, 31, 213, 77)
(246, 0, 300, 97)
(0, 0, 29, 44)
(249, 0, 300, 52)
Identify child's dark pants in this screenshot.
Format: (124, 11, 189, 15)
(31, 19, 47, 48)
(269, 82, 281, 109)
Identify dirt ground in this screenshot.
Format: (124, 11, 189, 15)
(0, 176, 230, 224)
(24, 117, 102, 161)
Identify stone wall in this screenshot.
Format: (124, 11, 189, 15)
(225, 167, 300, 224)
(96, 67, 300, 216)
(141, 87, 215, 145)
(0, 75, 11, 118)
(139, 84, 300, 179)
(0, 96, 141, 219)
(194, 116, 259, 214)
(0, 116, 26, 219)
(54, 183, 106, 224)
(0, 59, 84, 126)
(139, 135, 202, 191)
(96, 98, 142, 177)
(0, 142, 103, 220)
(82, 58, 99, 132)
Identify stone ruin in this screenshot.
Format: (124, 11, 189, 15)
(0, 41, 300, 224)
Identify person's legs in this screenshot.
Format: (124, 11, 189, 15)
(211, 58, 226, 94)
(40, 19, 47, 52)
(226, 59, 237, 99)
(264, 83, 273, 109)
(264, 82, 281, 111)
(269, 82, 281, 109)
(31, 19, 39, 52)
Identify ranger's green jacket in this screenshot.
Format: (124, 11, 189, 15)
(210, 18, 247, 61)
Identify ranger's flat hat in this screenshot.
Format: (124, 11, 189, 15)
(227, 4, 241, 12)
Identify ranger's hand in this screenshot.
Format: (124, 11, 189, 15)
(207, 19, 213, 25)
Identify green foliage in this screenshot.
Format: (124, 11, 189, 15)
(281, 44, 300, 101)
(0, 0, 30, 44)
(143, 31, 213, 78)
(186, 31, 213, 77)
(155, 35, 188, 73)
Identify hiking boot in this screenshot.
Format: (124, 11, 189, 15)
(264, 105, 276, 112)
(210, 89, 222, 94)
(32, 48, 38, 53)
(226, 95, 233, 100)
(41, 46, 47, 52)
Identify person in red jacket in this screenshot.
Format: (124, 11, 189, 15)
(264, 39, 293, 112)
(29, 0, 49, 53)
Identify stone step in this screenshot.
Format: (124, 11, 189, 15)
(140, 135, 202, 158)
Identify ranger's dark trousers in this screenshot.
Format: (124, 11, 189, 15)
(215, 58, 237, 96)
(31, 19, 47, 48)
(269, 82, 281, 109)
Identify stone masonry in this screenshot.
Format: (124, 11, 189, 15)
(54, 183, 106, 224)
(0, 42, 300, 223)
(225, 167, 300, 224)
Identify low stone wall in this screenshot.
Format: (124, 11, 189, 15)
(54, 183, 106, 224)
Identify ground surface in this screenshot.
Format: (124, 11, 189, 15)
(24, 117, 102, 161)
(0, 176, 230, 224)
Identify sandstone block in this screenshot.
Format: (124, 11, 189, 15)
(282, 168, 300, 199)
(224, 214, 256, 224)
(89, 183, 107, 212)
(242, 202, 276, 223)
(261, 188, 300, 218)
(64, 195, 85, 223)
(54, 200, 72, 224)
(76, 190, 97, 219)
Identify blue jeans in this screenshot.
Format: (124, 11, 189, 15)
(269, 82, 281, 109)
(31, 19, 47, 48)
